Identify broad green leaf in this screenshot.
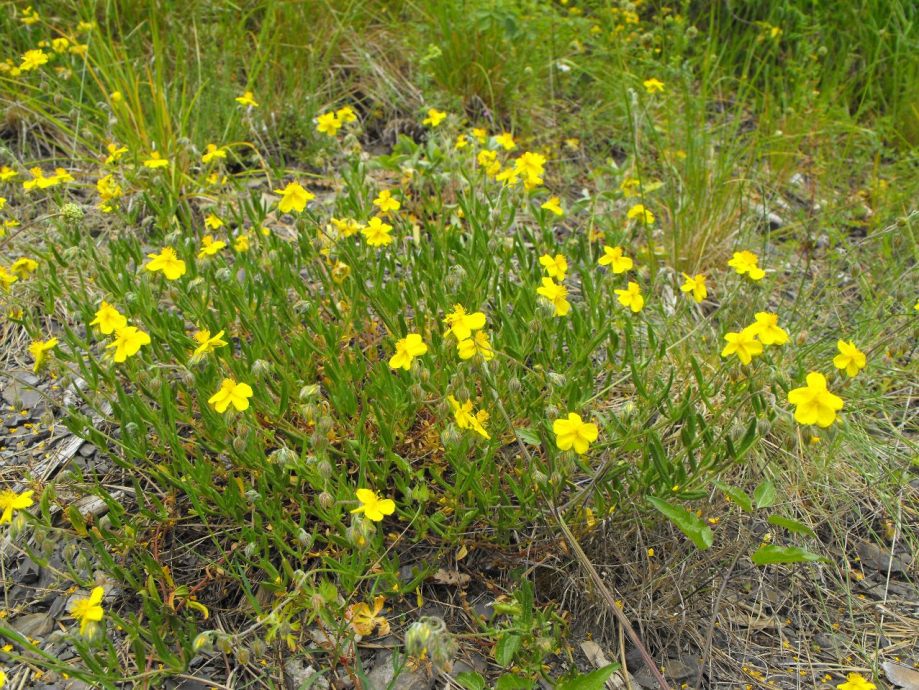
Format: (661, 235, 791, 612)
(767, 514, 816, 537)
(456, 671, 486, 690)
(647, 496, 714, 550)
(495, 632, 522, 667)
(753, 479, 777, 509)
(714, 481, 753, 513)
(556, 664, 621, 690)
(495, 674, 535, 690)
(751, 545, 828, 565)
(515, 427, 542, 446)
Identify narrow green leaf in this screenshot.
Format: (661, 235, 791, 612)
(767, 514, 816, 537)
(647, 496, 714, 550)
(557, 664, 621, 690)
(751, 545, 828, 565)
(714, 481, 753, 513)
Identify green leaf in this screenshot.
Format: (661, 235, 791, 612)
(495, 674, 534, 690)
(647, 496, 714, 550)
(515, 427, 541, 446)
(753, 479, 777, 509)
(556, 664, 621, 690)
(714, 481, 753, 513)
(495, 633, 522, 667)
(751, 545, 828, 565)
(767, 515, 816, 537)
(456, 671, 486, 690)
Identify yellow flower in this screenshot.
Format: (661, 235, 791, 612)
(788, 372, 843, 427)
(748, 312, 788, 345)
(444, 305, 487, 340)
(539, 253, 568, 281)
(70, 587, 105, 636)
(316, 112, 342, 136)
(347, 596, 390, 636)
(477, 150, 502, 177)
(0, 488, 34, 524)
(107, 326, 150, 363)
(472, 127, 488, 144)
(494, 132, 516, 150)
(721, 326, 762, 365)
(448, 396, 490, 439)
(235, 90, 259, 107)
(208, 378, 253, 413)
(362, 216, 393, 247)
(19, 49, 49, 72)
(331, 260, 350, 284)
(274, 182, 314, 214)
(552, 412, 599, 455)
(495, 166, 520, 187)
(109, 89, 122, 103)
(615, 281, 645, 313)
(727, 250, 765, 280)
(373, 189, 401, 214)
(29, 338, 58, 372)
(330, 217, 363, 238)
(90, 301, 127, 335)
(0, 267, 17, 291)
(336, 105, 357, 123)
(351, 489, 396, 523)
(513, 152, 546, 189)
(21, 6, 40, 25)
(836, 673, 876, 690)
(233, 234, 250, 252)
(598, 245, 634, 273)
(104, 143, 128, 165)
(96, 174, 123, 210)
(680, 273, 707, 303)
(145, 247, 186, 280)
(457, 330, 494, 362)
(197, 234, 226, 259)
(11, 257, 38, 279)
(0, 166, 17, 181)
(626, 204, 655, 225)
(143, 151, 169, 169)
(541, 196, 564, 216)
(833, 340, 866, 377)
(0, 197, 5, 211)
(201, 144, 227, 164)
(619, 177, 641, 197)
(389, 333, 428, 370)
(536, 277, 571, 316)
(643, 77, 665, 94)
(422, 108, 447, 127)
(204, 213, 224, 231)
(192, 329, 228, 358)
(454, 134, 469, 150)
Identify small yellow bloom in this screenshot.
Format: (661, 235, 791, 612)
(472, 127, 488, 144)
(626, 204, 655, 225)
(615, 281, 645, 313)
(833, 340, 866, 377)
(748, 312, 789, 346)
(204, 213, 224, 231)
(330, 217, 363, 238)
(145, 247, 186, 280)
(836, 673, 876, 690)
(448, 395, 490, 439)
(109, 90, 122, 103)
(619, 177, 641, 197)
(373, 189, 401, 214)
(444, 305, 487, 340)
(274, 182, 314, 214)
(598, 245, 634, 273)
(454, 134, 469, 150)
(29, 338, 58, 372)
(19, 49, 49, 72)
(347, 596, 390, 636)
(643, 78, 665, 94)
(389, 333, 428, 370)
(70, 587, 105, 636)
(541, 196, 564, 216)
(316, 112, 342, 136)
(351, 489, 396, 522)
(336, 105, 357, 123)
(143, 151, 169, 169)
(197, 234, 226, 258)
(457, 330, 494, 362)
(208, 378, 253, 413)
(107, 326, 151, 363)
(680, 273, 707, 303)
(422, 108, 447, 127)
(192, 329, 228, 358)
(0, 166, 17, 181)
(536, 277, 571, 316)
(788, 372, 843, 428)
(201, 144, 227, 164)
(0, 488, 34, 524)
(494, 132, 516, 150)
(0, 267, 17, 291)
(104, 143, 128, 165)
(233, 234, 250, 252)
(362, 216, 394, 247)
(728, 250, 765, 280)
(89, 302, 127, 335)
(721, 326, 762, 365)
(235, 90, 259, 107)
(10, 257, 38, 279)
(539, 253, 568, 280)
(552, 412, 599, 455)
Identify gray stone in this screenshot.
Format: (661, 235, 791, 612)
(10, 611, 54, 637)
(856, 540, 912, 574)
(365, 654, 433, 690)
(284, 659, 330, 690)
(2, 380, 45, 410)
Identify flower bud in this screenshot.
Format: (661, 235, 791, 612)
(296, 531, 314, 549)
(193, 631, 215, 653)
(317, 491, 334, 510)
(445, 265, 467, 290)
(215, 267, 232, 283)
(508, 377, 522, 394)
(547, 372, 566, 387)
(235, 647, 251, 665)
(60, 202, 84, 225)
(317, 459, 333, 481)
(233, 435, 247, 453)
(251, 359, 271, 378)
(299, 384, 321, 401)
(346, 516, 375, 550)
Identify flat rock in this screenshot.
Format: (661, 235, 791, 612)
(11, 611, 55, 637)
(856, 541, 912, 574)
(284, 659, 330, 690)
(365, 654, 433, 690)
